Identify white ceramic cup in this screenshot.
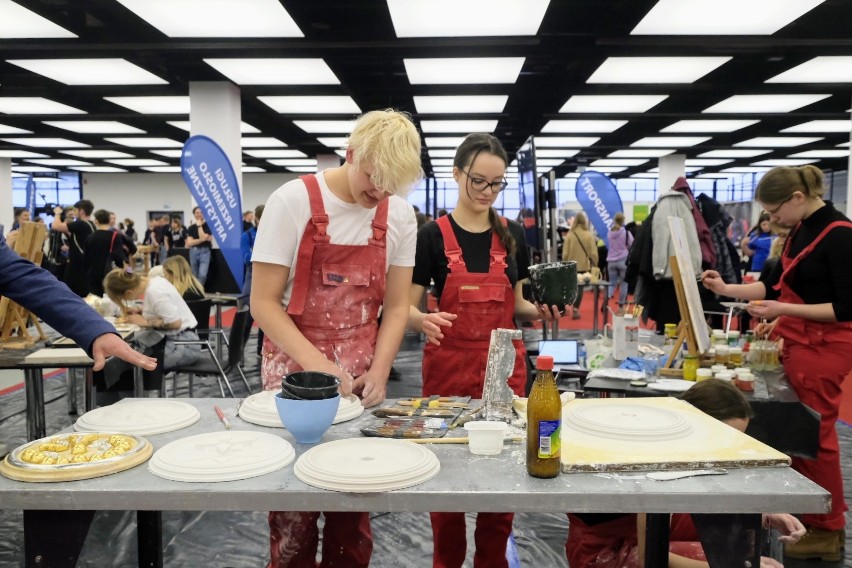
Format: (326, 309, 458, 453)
(464, 421, 508, 455)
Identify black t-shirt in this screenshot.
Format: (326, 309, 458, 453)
(169, 226, 188, 248)
(66, 219, 96, 265)
(761, 201, 852, 322)
(413, 215, 530, 300)
(187, 223, 213, 249)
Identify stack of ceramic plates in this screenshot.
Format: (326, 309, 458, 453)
(239, 391, 364, 428)
(148, 431, 295, 482)
(565, 402, 692, 441)
(75, 400, 200, 436)
(294, 438, 440, 492)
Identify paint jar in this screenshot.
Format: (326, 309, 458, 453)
(734, 368, 750, 379)
(642, 351, 660, 382)
(729, 346, 743, 366)
(712, 329, 727, 346)
(696, 368, 713, 382)
(727, 330, 741, 347)
(715, 345, 729, 366)
(664, 323, 678, 341)
(736, 372, 755, 392)
(682, 355, 699, 381)
(714, 371, 735, 383)
(710, 364, 727, 374)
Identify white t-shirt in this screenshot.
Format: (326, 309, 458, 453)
(142, 277, 198, 334)
(252, 170, 417, 305)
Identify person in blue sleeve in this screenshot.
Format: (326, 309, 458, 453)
(0, 235, 157, 372)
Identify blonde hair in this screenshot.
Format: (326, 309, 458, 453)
(162, 256, 205, 298)
(756, 165, 826, 204)
(573, 212, 590, 232)
(347, 109, 422, 196)
(103, 269, 144, 314)
(612, 212, 625, 231)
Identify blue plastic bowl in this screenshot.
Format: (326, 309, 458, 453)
(274, 393, 340, 444)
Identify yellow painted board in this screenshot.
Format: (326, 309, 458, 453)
(561, 397, 790, 473)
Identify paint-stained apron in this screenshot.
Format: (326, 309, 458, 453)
(422, 214, 526, 568)
(772, 220, 852, 531)
(261, 174, 388, 568)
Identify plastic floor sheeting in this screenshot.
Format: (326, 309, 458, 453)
(0, 331, 849, 567)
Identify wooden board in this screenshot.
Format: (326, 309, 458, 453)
(0, 436, 152, 483)
(561, 397, 790, 473)
(24, 347, 94, 365)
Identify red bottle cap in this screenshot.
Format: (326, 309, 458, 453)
(536, 355, 554, 370)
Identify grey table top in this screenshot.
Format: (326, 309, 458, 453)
(0, 398, 829, 515)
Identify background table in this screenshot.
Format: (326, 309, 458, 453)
(0, 398, 829, 568)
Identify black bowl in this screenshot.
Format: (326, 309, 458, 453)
(278, 385, 305, 400)
(282, 371, 341, 400)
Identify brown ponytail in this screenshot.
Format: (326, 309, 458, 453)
(756, 164, 826, 203)
(488, 207, 516, 256)
(103, 268, 143, 314)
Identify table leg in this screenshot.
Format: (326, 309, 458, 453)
(644, 512, 670, 568)
(133, 365, 144, 398)
(215, 304, 224, 362)
(137, 510, 163, 568)
(591, 286, 601, 335)
(84, 368, 96, 411)
(24, 510, 94, 567)
(692, 513, 762, 568)
(66, 368, 78, 415)
(23, 368, 46, 441)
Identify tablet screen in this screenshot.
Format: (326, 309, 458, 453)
(537, 340, 579, 364)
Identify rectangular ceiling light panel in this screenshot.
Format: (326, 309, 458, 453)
(661, 120, 759, 133)
(115, 0, 303, 38)
(559, 95, 668, 113)
(684, 159, 733, 166)
(413, 95, 509, 114)
(258, 96, 360, 114)
(60, 150, 133, 158)
(264, 159, 317, 166)
(424, 137, 466, 147)
(703, 94, 831, 113)
(789, 150, 849, 158)
(404, 58, 525, 84)
(0, 123, 30, 134)
(317, 137, 349, 148)
(104, 137, 182, 148)
(26, 159, 91, 166)
(631, 0, 825, 35)
(43, 121, 145, 134)
(631, 136, 711, 147)
(781, 120, 851, 133)
(1, 137, 88, 148)
(0, 150, 48, 158)
(106, 159, 168, 166)
(534, 137, 600, 147)
(752, 159, 817, 166)
(71, 166, 127, 173)
(586, 57, 731, 84)
(428, 149, 457, 158)
(591, 159, 648, 167)
(535, 149, 581, 158)
(420, 120, 498, 133)
(0, 0, 77, 38)
(541, 120, 627, 133)
(698, 149, 772, 158)
(167, 121, 260, 133)
(150, 149, 182, 158)
(7, 58, 166, 85)
(293, 120, 356, 134)
(244, 149, 308, 158)
(387, 0, 549, 37)
(767, 56, 852, 83)
(608, 149, 676, 158)
(141, 166, 182, 173)
(105, 96, 190, 114)
(0, 97, 85, 114)
(734, 136, 822, 147)
(204, 59, 340, 85)
(241, 137, 288, 148)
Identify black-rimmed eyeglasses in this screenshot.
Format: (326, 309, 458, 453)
(765, 194, 795, 216)
(462, 168, 508, 193)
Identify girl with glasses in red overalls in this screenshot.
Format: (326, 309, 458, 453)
(408, 133, 566, 568)
(702, 165, 852, 562)
(251, 109, 422, 568)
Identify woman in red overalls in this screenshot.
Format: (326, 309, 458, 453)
(252, 110, 422, 568)
(408, 133, 564, 568)
(703, 165, 852, 562)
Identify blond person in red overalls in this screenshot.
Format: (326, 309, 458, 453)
(702, 165, 852, 562)
(251, 110, 421, 568)
(408, 133, 566, 568)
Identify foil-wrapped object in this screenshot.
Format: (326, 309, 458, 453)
(483, 328, 522, 422)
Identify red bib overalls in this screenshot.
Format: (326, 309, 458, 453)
(423, 214, 527, 568)
(261, 174, 388, 567)
(772, 220, 852, 531)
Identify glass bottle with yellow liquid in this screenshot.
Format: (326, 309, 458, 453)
(527, 355, 562, 478)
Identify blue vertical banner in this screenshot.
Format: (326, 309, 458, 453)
(24, 174, 36, 216)
(180, 135, 244, 288)
(575, 171, 624, 245)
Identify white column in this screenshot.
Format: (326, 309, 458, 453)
(0, 158, 12, 233)
(316, 153, 341, 171)
(189, 82, 242, 199)
(658, 153, 686, 194)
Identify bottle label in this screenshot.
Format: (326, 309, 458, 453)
(537, 419, 561, 458)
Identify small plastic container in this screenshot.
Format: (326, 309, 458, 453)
(711, 364, 727, 374)
(734, 367, 751, 379)
(696, 368, 713, 382)
(715, 345, 730, 365)
(682, 354, 699, 381)
(714, 371, 735, 383)
(736, 372, 755, 392)
(727, 330, 741, 347)
(729, 347, 743, 366)
(465, 421, 508, 455)
(712, 329, 727, 346)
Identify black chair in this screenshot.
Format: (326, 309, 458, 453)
(169, 307, 253, 397)
(92, 336, 167, 405)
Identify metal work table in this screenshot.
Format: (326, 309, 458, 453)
(0, 398, 829, 568)
(583, 369, 820, 459)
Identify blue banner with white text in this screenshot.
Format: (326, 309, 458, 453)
(575, 171, 624, 246)
(180, 135, 244, 288)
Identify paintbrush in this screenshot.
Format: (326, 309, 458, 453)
(449, 404, 485, 429)
(407, 436, 524, 444)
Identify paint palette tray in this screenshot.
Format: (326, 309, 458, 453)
(361, 417, 450, 439)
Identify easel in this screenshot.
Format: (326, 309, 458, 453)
(0, 222, 49, 347)
(659, 256, 701, 377)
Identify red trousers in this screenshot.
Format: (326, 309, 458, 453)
(430, 512, 513, 568)
(785, 342, 850, 530)
(267, 511, 371, 568)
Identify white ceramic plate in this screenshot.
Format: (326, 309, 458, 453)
(720, 301, 749, 310)
(75, 400, 200, 436)
(238, 391, 363, 428)
(148, 431, 295, 482)
(647, 379, 695, 393)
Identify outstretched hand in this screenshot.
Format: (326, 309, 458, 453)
(421, 311, 458, 346)
(91, 333, 157, 372)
